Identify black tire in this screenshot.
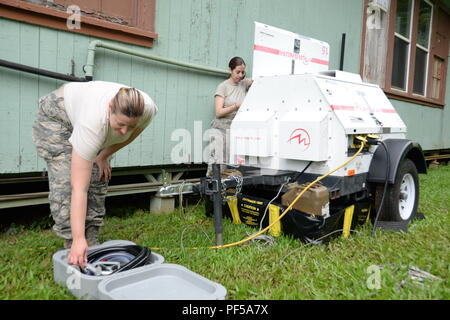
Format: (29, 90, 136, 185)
(375, 158, 419, 222)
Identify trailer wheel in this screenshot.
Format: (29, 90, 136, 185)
(376, 158, 419, 222)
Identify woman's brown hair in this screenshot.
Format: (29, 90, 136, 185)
(111, 87, 145, 118)
(228, 56, 246, 70)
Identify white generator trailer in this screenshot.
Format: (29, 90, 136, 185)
(158, 70, 426, 245)
(157, 23, 427, 244)
(228, 70, 426, 223)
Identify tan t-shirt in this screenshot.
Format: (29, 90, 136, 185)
(214, 78, 251, 120)
(63, 81, 158, 161)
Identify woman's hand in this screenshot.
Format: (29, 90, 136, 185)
(215, 96, 243, 118)
(68, 237, 88, 269)
(94, 154, 112, 181)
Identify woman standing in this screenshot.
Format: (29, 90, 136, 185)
(32, 81, 158, 268)
(210, 57, 253, 170)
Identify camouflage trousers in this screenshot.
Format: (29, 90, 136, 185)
(32, 90, 108, 246)
(207, 118, 231, 176)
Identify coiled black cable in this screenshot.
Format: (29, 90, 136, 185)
(83, 245, 152, 275)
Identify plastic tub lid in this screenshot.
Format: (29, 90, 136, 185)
(98, 263, 227, 300)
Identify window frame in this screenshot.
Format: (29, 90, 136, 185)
(384, 0, 448, 108)
(0, 0, 157, 47)
(361, 0, 448, 108)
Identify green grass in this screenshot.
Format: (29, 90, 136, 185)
(0, 165, 449, 300)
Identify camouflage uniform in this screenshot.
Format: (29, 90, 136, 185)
(206, 118, 229, 176)
(32, 90, 108, 248)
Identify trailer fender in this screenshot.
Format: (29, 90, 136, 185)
(367, 139, 427, 184)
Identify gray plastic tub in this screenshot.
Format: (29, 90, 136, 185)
(53, 240, 164, 300)
(53, 240, 227, 300)
(98, 263, 227, 300)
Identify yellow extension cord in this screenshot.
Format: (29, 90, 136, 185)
(151, 139, 367, 251)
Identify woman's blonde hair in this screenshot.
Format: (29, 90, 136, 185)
(111, 87, 145, 118)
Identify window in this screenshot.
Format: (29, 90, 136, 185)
(391, 0, 433, 96)
(413, 0, 432, 95)
(388, 0, 449, 106)
(0, 0, 157, 47)
(361, 0, 449, 108)
(391, 0, 413, 91)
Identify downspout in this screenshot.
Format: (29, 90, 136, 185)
(85, 40, 229, 81)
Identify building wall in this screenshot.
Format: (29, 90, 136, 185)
(0, 0, 447, 175)
(0, 0, 364, 174)
(394, 79, 450, 150)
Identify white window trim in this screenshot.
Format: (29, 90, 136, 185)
(392, 0, 416, 93)
(394, 32, 411, 43)
(413, 0, 434, 97)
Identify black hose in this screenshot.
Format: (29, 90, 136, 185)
(292, 161, 313, 182)
(372, 141, 390, 236)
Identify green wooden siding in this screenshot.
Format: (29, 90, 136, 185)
(0, 0, 448, 174)
(394, 89, 450, 150)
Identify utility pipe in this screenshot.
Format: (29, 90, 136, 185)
(0, 58, 86, 82)
(85, 40, 229, 81)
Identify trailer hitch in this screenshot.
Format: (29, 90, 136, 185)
(155, 165, 298, 246)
